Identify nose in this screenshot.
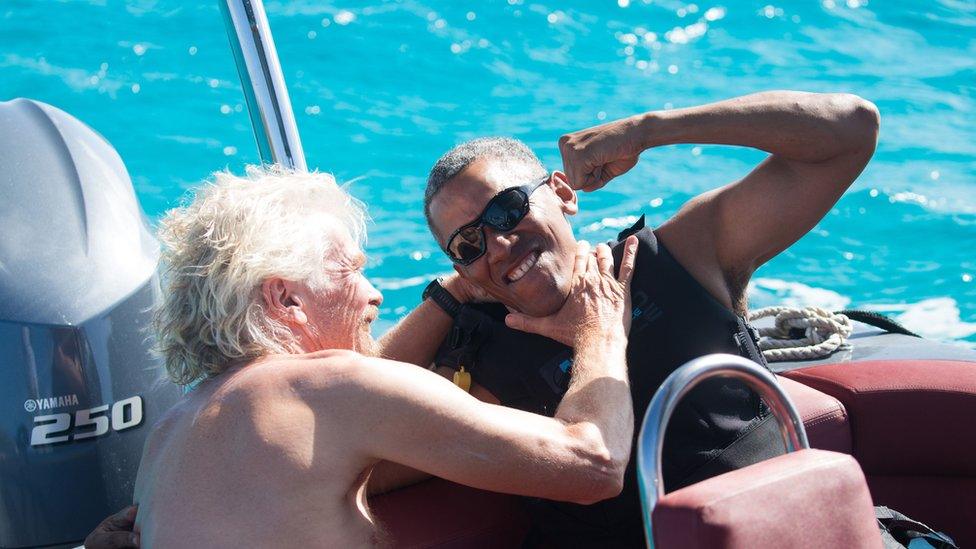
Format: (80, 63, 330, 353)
(484, 227, 517, 263)
(367, 280, 383, 307)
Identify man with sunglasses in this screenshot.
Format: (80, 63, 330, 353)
(398, 91, 880, 546)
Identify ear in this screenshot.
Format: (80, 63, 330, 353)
(261, 278, 309, 326)
(550, 171, 578, 216)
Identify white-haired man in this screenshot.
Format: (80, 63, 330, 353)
(130, 167, 640, 547)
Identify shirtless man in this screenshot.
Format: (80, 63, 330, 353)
(131, 168, 639, 547)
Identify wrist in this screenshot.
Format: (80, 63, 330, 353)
(574, 328, 628, 375)
(639, 108, 695, 150)
(575, 324, 627, 348)
(633, 111, 663, 150)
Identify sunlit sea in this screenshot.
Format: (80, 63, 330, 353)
(2, 0, 974, 345)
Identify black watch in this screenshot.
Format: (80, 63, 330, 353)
(423, 277, 462, 318)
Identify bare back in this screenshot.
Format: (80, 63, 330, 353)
(134, 326, 633, 548)
(133, 353, 383, 548)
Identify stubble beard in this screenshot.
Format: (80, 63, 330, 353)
(354, 328, 379, 357)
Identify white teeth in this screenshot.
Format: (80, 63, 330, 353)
(507, 252, 538, 283)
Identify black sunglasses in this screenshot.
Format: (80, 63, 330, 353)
(444, 174, 551, 265)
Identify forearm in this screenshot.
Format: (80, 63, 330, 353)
(376, 299, 454, 365)
(554, 331, 632, 467)
(361, 357, 627, 504)
(637, 91, 879, 162)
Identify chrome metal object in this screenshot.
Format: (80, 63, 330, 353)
(636, 353, 810, 548)
(219, 0, 307, 170)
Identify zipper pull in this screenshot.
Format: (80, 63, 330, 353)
(453, 366, 472, 393)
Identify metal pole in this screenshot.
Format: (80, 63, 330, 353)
(219, 0, 307, 171)
(636, 353, 809, 548)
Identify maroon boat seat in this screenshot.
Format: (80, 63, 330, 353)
(778, 375, 852, 454)
(785, 359, 976, 547)
(370, 478, 530, 548)
(652, 449, 882, 549)
(370, 378, 857, 547)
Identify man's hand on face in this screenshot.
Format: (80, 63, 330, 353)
(84, 505, 139, 549)
(504, 236, 638, 346)
(559, 116, 644, 192)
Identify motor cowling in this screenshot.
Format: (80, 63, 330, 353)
(0, 98, 181, 547)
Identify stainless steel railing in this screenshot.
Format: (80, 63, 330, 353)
(636, 353, 810, 548)
(219, 0, 307, 171)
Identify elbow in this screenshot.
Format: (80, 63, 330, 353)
(574, 454, 627, 505)
(828, 93, 880, 153)
(849, 95, 880, 148)
(563, 425, 629, 505)
(571, 463, 626, 505)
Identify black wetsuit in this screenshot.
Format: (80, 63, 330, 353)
(434, 216, 782, 547)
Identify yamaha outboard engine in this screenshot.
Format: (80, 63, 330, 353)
(0, 98, 181, 547)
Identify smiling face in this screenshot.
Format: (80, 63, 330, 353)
(428, 158, 579, 317)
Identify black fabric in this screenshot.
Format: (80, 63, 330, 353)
(837, 309, 922, 338)
(434, 215, 780, 547)
(876, 506, 959, 549)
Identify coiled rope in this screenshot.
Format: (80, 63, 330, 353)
(748, 306, 853, 362)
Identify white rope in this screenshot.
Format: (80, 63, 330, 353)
(747, 306, 853, 362)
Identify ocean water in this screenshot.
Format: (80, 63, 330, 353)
(2, 0, 974, 344)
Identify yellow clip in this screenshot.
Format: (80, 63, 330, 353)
(453, 366, 472, 393)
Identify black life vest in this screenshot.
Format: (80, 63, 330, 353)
(434, 215, 781, 547)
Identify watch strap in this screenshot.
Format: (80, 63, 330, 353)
(423, 278, 462, 318)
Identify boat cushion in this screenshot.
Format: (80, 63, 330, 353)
(368, 378, 853, 548)
(783, 360, 976, 476)
(370, 477, 530, 548)
(867, 475, 975, 548)
(652, 449, 882, 549)
(778, 375, 851, 454)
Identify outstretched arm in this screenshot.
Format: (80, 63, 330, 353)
(559, 91, 879, 305)
(366, 368, 501, 496)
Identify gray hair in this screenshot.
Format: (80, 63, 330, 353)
(153, 165, 367, 386)
(423, 137, 547, 230)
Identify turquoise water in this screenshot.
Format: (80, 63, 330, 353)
(2, 0, 974, 344)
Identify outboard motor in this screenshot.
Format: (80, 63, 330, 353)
(0, 98, 181, 547)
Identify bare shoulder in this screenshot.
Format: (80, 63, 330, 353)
(222, 351, 445, 410)
(222, 350, 365, 392)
